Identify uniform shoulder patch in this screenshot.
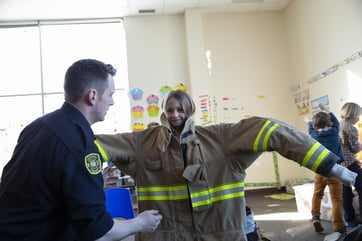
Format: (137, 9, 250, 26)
(84, 153, 102, 174)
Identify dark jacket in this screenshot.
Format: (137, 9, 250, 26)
(0, 102, 113, 241)
(308, 112, 344, 160)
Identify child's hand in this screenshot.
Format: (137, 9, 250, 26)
(304, 115, 311, 123)
(318, 103, 328, 111)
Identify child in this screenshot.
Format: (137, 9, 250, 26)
(96, 90, 356, 241)
(307, 103, 345, 234)
(339, 102, 362, 228)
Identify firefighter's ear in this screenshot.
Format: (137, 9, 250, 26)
(87, 89, 97, 105)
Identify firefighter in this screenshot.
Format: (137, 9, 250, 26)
(96, 89, 356, 241)
(0, 59, 162, 241)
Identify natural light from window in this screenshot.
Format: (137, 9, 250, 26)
(0, 19, 131, 173)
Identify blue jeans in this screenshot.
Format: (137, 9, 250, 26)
(343, 161, 362, 223)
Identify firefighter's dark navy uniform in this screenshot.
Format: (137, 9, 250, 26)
(0, 102, 113, 241)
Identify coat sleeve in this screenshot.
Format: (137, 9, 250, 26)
(307, 121, 314, 135)
(95, 132, 137, 176)
(329, 112, 340, 130)
(223, 116, 339, 177)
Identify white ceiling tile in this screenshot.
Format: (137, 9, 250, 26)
(129, 0, 163, 8)
(199, 0, 232, 3)
(162, 6, 190, 15)
(259, 0, 289, 11)
(164, 0, 199, 6)
(0, 0, 291, 21)
(201, 5, 230, 13)
(228, 2, 260, 12)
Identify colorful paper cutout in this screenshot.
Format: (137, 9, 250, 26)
(130, 88, 144, 100)
(131, 122, 145, 131)
(159, 85, 172, 97)
(146, 104, 160, 117)
(174, 83, 187, 91)
(307, 50, 362, 84)
(131, 105, 144, 118)
(146, 94, 159, 105)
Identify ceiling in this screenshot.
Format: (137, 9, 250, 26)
(0, 0, 291, 21)
(122, 0, 291, 16)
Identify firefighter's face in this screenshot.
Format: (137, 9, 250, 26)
(93, 75, 115, 123)
(165, 97, 186, 129)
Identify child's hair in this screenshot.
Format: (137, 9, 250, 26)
(161, 90, 195, 118)
(312, 111, 331, 129)
(340, 102, 362, 119)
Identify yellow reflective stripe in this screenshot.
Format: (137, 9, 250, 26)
(190, 182, 244, 198)
(302, 142, 320, 167)
(262, 123, 278, 150)
(210, 182, 244, 193)
(190, 189, 209, 198)
(138, 185, 189, 201)
(190, 182, 245, 208)
(302, 142, 331, 171)
(138, 185, 187, 192)
(212, 192, 244, 201)
(253, 120, 279, 152)
(94, 140, 109, 162)
(138, 194, 189, 201)
(311, 149, 330, 171)
(192, 191, 244, 208)
(253, 121, 269, 151)
(137, 182, 245, 207)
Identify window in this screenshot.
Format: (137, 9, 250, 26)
(0, 19, 130, 172)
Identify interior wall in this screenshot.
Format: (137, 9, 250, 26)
(200, 11, 309, 186)
(202, 11, 294, 122)
(124, 11, 311, 187)
(124, 15, 189, 127)
(284, 0, 362, 129)
(123, 0, 362, 187)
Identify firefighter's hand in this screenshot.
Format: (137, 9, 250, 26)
(136, 210, 163, 233)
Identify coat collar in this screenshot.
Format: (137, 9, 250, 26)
(160, 112, 196, 144)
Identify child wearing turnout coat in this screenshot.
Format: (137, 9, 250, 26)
(96, 90, 357, 241)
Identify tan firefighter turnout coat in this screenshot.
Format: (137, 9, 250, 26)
(96, 115, 340, 241)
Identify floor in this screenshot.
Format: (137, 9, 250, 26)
(246, 188, 335, 241)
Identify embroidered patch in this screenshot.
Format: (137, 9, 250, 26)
(84, 153, 102, 174)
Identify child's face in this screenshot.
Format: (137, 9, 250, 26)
(165, 97, 186, 129)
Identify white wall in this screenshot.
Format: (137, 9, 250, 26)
(201, 11, 308, 186)
(285, 0, 362, 128)
(124, 10, 308, 187)
(123, 0, 362, 187)
(124, 15, 189, 126)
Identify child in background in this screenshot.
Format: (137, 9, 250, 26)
(307, 103, 345, 235)
(339, 102, 362, 228)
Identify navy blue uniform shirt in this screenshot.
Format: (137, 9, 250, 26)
(0, 102, 113, 241)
